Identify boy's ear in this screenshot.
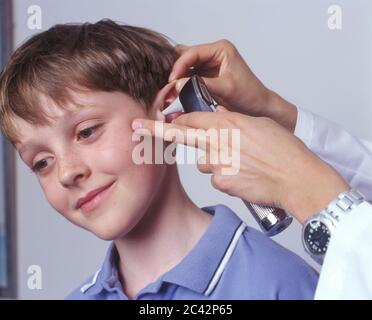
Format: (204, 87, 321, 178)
(148, 82, 179, 121)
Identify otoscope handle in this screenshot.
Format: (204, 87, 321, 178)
(243, 201, 292, 236)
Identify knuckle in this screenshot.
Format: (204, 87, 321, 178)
(227, 114, 239, 128)
(258, 116, 275, 127)
(217, 39, 238, 56)
(196, 161, 209, 173)
(214, 115, 231, 129)
(220, 113, 237, 129)
(217, 39, 234, 50)
(211, 174, 230, 192)
(210, 174, 219, 189)
(173, 114, 188, 125)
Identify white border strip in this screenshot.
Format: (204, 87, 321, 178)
(80, 269, 102, 294)
(204, 222, 246, 296)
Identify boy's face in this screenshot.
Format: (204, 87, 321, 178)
(14, 90, 167, 240)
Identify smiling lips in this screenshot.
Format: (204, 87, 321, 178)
(76, 181, 115, 213)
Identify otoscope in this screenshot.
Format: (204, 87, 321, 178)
(162, 75, 292, 236)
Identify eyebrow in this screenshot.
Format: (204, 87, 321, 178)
(16, 104, 99, 155)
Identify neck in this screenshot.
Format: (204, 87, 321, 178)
(114, 164, 212, 298)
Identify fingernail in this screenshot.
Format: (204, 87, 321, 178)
(132, 120, 142, 130)
(168, 71, 175, 82)
(176, 78, 188, 92)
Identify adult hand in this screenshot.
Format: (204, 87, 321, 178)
(132, 107, 349, 224)
(169, 40, 297, 132)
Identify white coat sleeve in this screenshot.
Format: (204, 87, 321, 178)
(294, 108, 372, 299)
(294, 108, 372, 199)
(314, 201, 372, 299)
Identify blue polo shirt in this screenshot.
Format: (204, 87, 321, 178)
(67, 204, 318, 300)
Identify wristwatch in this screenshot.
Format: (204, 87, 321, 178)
(302, 189, 365, 264)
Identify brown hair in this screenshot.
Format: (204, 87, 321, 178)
(0, 19, 178, 145)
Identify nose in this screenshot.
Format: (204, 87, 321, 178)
(58, 154, 91, 187)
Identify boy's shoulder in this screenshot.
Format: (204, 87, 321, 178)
(191, 203, 318, 299)
(223, 221, 319, 298)
(206, 203, 317, 275)
(240, 224, 316, 273)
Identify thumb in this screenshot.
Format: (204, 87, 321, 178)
(165, 112, 183, 123)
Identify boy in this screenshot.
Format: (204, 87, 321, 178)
(0, 19, 318, 299)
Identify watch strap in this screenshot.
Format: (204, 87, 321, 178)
(323, 189, 365, 224)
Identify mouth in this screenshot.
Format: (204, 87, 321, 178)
(77, 181, 116, 214)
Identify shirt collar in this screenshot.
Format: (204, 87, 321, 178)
(80, 241, 119, 296)
(82, 204, 245, 297)
(161, 204, 245, 295)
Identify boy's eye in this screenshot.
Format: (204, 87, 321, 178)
(77, 124, 101, 141)
(31, 159, 48, 173)
(30, 124, 102, 173)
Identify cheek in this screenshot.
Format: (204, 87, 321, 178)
(96, 124, 139, 172)
(40, 179, 70, 218)
(95, 125, 165, 190)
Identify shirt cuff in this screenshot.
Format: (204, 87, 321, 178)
(294, 107, 315, 148)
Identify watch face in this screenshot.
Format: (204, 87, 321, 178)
(304, 220, 330, 255)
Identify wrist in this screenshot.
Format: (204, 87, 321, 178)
(261, 90, 298, 133)
(284, 157, 350, 224)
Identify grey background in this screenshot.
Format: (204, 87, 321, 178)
(8, 0, 372, 299)
(1, 0, 10, 291)
(0, 140, 5, 287)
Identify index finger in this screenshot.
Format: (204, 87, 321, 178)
(169, 41, 222, 82)
(172, 111, 231, 130)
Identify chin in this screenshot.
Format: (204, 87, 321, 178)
(89, 211, 145, 241)
(92, 224, 130, 241)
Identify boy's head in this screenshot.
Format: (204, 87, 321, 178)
(0, 19, 179, 240)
